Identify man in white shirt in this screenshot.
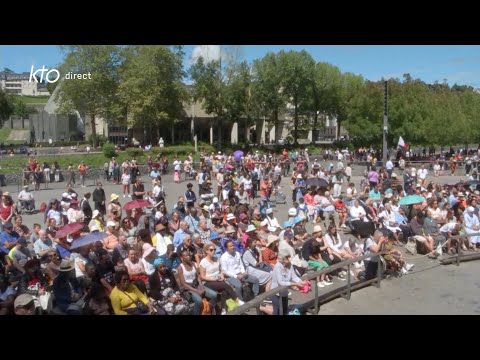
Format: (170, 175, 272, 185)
(220, 239, 260, 300)
(385, 159, 394, 178)
(417, 165, 428, 187)
(265, 208, 281, 232)
(18, 186, 35, 213)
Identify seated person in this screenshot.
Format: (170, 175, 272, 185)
(18, 186, 35, 213)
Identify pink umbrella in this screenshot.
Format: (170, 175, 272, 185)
(124, 199, 151, 211)
(55, 222, 85, 238)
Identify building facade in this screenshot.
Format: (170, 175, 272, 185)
(0, 72, 50, 96)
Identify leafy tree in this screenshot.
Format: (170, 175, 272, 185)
(278, 50, 315, 144)
(332, 72, 365, 140)
(306, 62, 342, 141)
(0, 89, 14, 126)
(189, 57, 226, 145)
(251, 53, 287, 143)
(119, 45, 188, 144)
(54, 45, 122, 148)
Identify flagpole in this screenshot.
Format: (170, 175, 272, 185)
(383, 80, 388, 166)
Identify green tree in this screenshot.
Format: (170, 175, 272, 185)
(278, 50, 315, 144)
(119, 45, 188, 144)
(333, 72, 365, 140)
(307, 62, 342, 142)
(189, 57, 226, 146)
(0, 89, 14, 126)
(252, 52, 287, 143)
(54, 45, 122, 148)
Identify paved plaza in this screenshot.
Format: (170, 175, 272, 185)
(2, 158, 477, 314)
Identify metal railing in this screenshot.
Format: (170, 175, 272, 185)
(228, 251, 385, 315)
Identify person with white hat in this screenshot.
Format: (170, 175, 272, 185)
(464, 206, 480, 248)
(108, 194, 122, 222)
(103, 221, 119, 251)
(265, 208, 281, 233)
(88, 210, 104, 232)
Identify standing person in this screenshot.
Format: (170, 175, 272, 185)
(54, 161, 61, 182)
(92, 182, 106, 215)
(132, 178, 145, 200)
(67, 163, 75, 187)
(121, 169, 131, 198)
(80, 193, 92, 227)
(184, 183, 197, 209)
(270, 250, 307, 315)
(78, 161, 88, 188)
(43, 162, 51, 184)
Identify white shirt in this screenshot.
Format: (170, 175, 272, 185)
(173, 160, 181, 171)
(200, 258, 221, 280)
(18, 190, 33, 200)
(418, 169, 428, 179)
(220, 251, 245, 278)
(350, 205, 367, 221)
(386, 160, 394, 170)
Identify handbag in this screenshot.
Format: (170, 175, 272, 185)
(122, 291, 150, 315)
(255, 262, 273, 272)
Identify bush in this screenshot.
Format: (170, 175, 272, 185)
(126, 148, 144, 159)
(102, 143, 116, 158)
(89, 134, 108, 146)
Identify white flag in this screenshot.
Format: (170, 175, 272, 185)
(398, 136, 405, 148)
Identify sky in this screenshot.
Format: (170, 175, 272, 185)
(1, 45, 480, 87)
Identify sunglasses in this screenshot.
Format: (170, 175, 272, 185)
(207, 248, 215, 252)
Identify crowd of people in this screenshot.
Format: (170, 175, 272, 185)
(1, 145, 480, 316)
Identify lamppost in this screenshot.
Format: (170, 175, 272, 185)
(382, 80, 388, 165)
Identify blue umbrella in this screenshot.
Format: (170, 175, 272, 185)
(398, 195, 424, 206)
(233, 150, 244, 161)
(70, 232, 108, 250)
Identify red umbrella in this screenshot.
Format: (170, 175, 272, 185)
(124, 199, 151, 211)
(55, 222, 85, 238)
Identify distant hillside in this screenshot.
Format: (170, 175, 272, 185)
(15, 95, 50, 104)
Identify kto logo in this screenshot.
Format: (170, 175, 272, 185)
(29, 65, 60, 83)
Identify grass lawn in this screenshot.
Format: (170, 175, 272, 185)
(0, 128, 13, 144)
(0, 150, 202, 173)
(0, 128, 28, 145)
(15, 95, 50, 104)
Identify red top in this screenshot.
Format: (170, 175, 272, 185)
(0, 205, 12, 221)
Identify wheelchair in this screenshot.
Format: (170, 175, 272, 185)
(16, 200, 36, 215)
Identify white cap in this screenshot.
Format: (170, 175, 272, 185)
(266, 208, 273, 214)
(92, 210, 100, 218)
(226, 213, 235, 220)
(288, 208, 297, 216)
(468, 206, 475, 212)
(107, 221, 116, 228)
(212, 197, 218, 203)
(62, 192, 69, 198)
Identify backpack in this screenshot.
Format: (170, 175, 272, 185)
(405, 237, 417, 255)
(242, 283, 255, 302)
(39, 202, 47, 213)
(201, 298, 211, 315)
